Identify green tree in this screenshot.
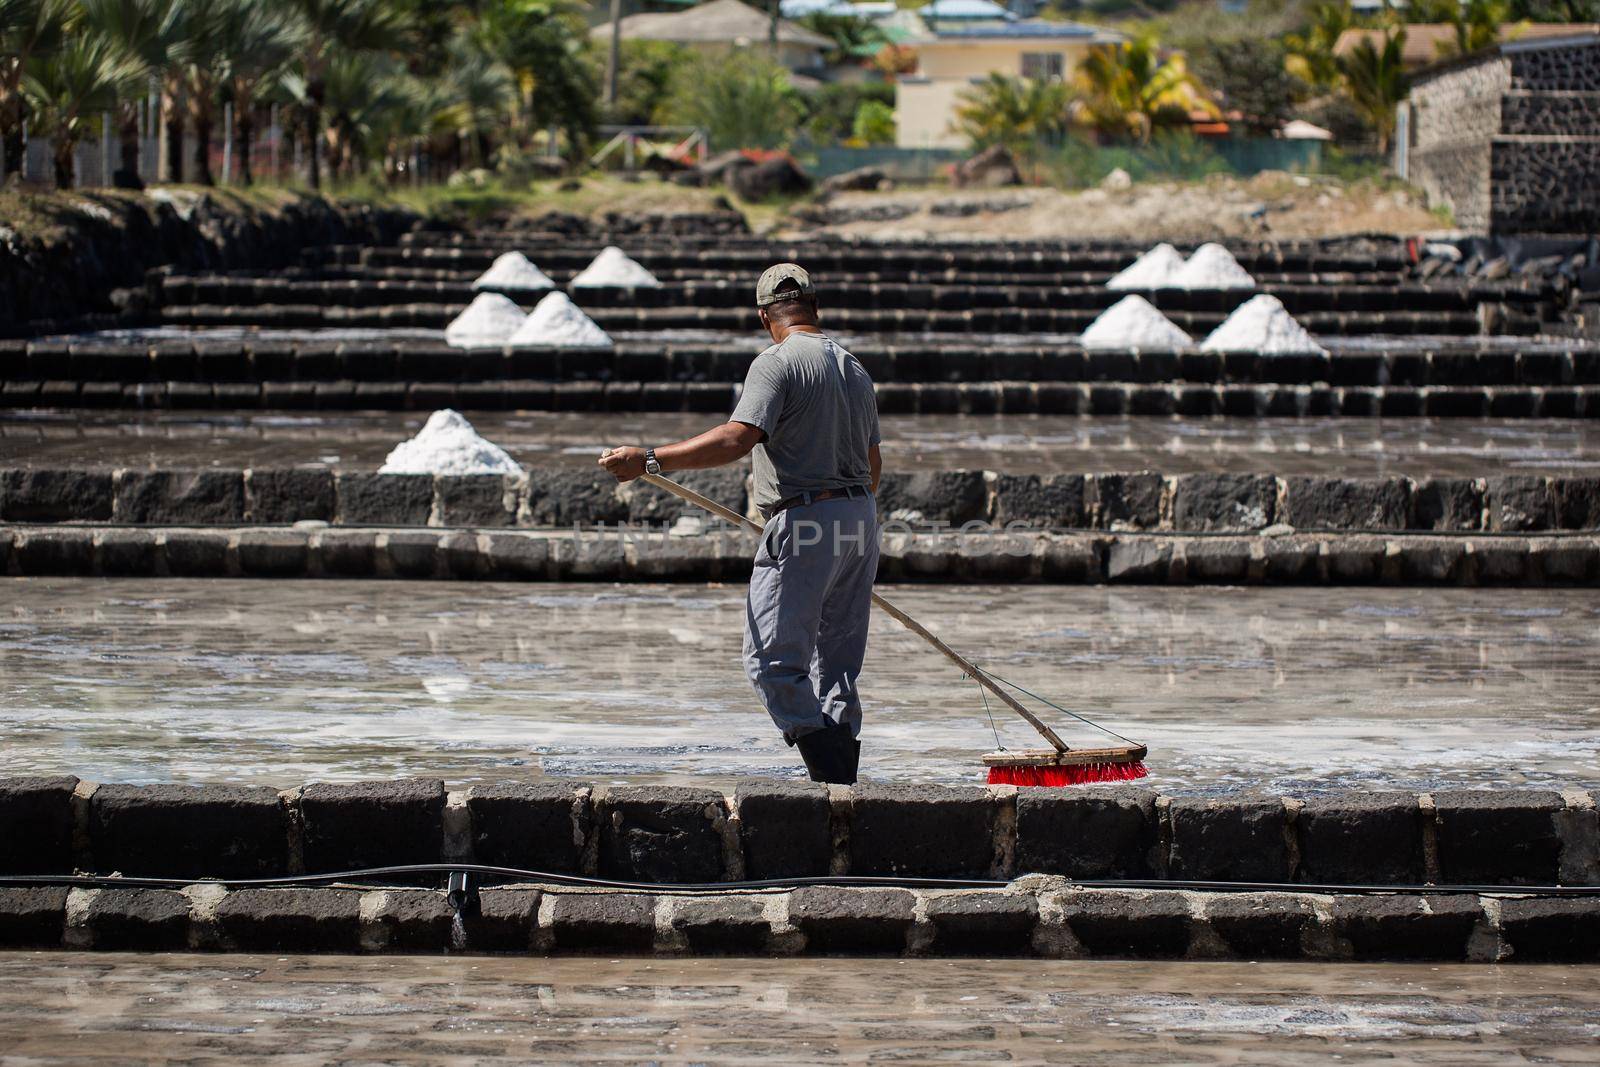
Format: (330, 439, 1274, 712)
(851, 97, 894, 145)
(1284, 1, 1353, 91)
(598, 39, 686, 127)
(1197, 37, 1300, 134)
(798, 11, 885, 66)
(214, 0, 305, 185)
(1338, 27, 1407, 153)
(80, 0, 189, 186)
(1, 0, 71, 176)
(659, 49, 799, 150)
(1431, 0, 1523, 57)
(438, 29, 515, 168)
(1509, 0, 1598, 18)
(23, 28, 146, 186)
(287, 0, 412, 188)
(953, 72, 1072, 158)
(1074, 29, 1216, 144)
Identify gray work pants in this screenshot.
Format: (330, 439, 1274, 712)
(743, 491, 879, 743)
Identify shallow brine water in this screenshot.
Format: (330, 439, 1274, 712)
(3, 578, 1596, 793)
(5, 411, 1598, 476)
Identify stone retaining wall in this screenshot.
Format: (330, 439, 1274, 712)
(1, 778, 1595, 959)
(5, 468, 1597, 533)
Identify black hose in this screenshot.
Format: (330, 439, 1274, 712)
(1, 864, 1595, 897)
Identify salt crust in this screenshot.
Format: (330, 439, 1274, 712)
(508, 291, 613, 347)
(472, 251, 555, 292)
(1170, 243, 1256, 289)
(378, 409, 524, 475)
(569, 246, 662, 288)
(445, 292, 526, 349)
(1201, 294, 1328, 354)
(1106, 243, 1185, 290)
(1080, 295, 1193, 350)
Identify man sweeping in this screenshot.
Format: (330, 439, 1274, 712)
(599, 264, 881, 784)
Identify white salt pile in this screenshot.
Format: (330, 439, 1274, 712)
(444, 292, 526, 348)
(1106, 243, 1185, 290)
(1080, 295, 1192, 350)
(378, 409, 524, 475)
(472, 251, 555, 292)
(1201, 294, 1328, 355)
(569, 246, 661, 288)
(1171, 243, 1256, 289)
(508, 291, 613, 347)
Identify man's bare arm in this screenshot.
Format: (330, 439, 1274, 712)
(868, 443, 882, 493)
(599, 422, 765, 482)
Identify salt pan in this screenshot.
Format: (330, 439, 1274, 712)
(1106, 243, 1185, 290)
(1080, 295, 1192, 350)
(508, 291, 613, 347)
(1170, 243, 1255, 289)
(1201, 294, 1328, 355)
(445, 292, 526, 349)
(569, 246, 662, 288)
(472, 251, 555, 292)
(378, 409, 523, 475)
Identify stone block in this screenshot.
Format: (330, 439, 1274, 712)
(0, 887, 67, 947)
(436, 475, 516, 527)
(1092, 472, 1164, 529)
(1205, 893, 1314, 959)
(1469, 539, 1530, 584)
(0, 777, 78, 874)
(1400, 539, 1467, 584)
(88, 784, 287, 880)
(1432, 790, 1564, 885)
(923, 892, 1038, 955)
(1105, 539, 1172, 583)
(370, 889, 455, 951)
(463, 888, 540, 951)
(597, 786, 727, 884)
(1296, 793, 1425, 885)
(317, 529, 378, 577)
(875, 471, 988, 524)
(215, 888, 362, 951)
(627, 468, 747, 524)
(1014, 787, 1156, 878)
(1183, 538, 1252, 582)
(1263, 537, 1319, 582)
(1498, 898, 1600, 963)
(482, 532, 550, 580)
(0, 469, 112, 522)
(1486, 475, 1554, 531)
(1323, 536, 1384, 583)
(300, 778, 446, 873)
(115, 469, 245, 524)
(847, 784, 995, 878)
(96, 528, 159, 575)
(1280, 477, 1409, 530)
(15, 529, 94, 574)
(669, 895, 773, 954)
(789, 887, 915, 953)
(83, 888, 190, 950)
(1168, 797, 1291, 882)
(1061, 890, 1191, 957)
(468, 780, 590, 874)
(524, 470, 627, 526)
(336, 472, 433, 526)
(1553, 477, 1600, 530)
(544, 892, 657, 952)
(1329, 894, 1480, 960)
(991, 474, 1087, 529)
(161, 530, 230, 576)
(734, 780, 832, 880)
(439, 531, 488, 579)
(237, 529, 309, 577)
(246, 468, 335, 524)
(1413, 478, 1483, 531)
(1171, 473, 1276, 531)
(384, 530, 441, 577)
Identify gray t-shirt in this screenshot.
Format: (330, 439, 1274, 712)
(730, 331, 880, 512)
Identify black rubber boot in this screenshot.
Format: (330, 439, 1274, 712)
(795, 722, 858, 785)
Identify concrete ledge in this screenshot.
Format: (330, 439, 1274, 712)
(5, 524, 1599, 586)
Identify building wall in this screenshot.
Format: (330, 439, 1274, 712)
(894, 40, 1093, 149)
(1407, 54, 1510, 230)
(895, 78, 973, 148)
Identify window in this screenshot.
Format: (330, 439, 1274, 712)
(1021, 52, 1065, 81)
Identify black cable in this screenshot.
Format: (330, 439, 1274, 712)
(1, 865, 1595, 898)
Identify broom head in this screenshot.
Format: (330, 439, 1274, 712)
(983, 745, 1148, 788)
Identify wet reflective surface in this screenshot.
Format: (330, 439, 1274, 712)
(1, 952, 1597, 1065)
(5, 410, 1599, 476)
(4, 578, 1597, 793)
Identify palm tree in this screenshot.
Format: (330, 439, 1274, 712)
(80, 0, 188, 187)
(476, 0, 596, 159)
(23, 29, 146, 186)
(214, 0, 305, 184)
(1284, 1, 1353, 90)
(1074, 30, 1217, 145)
(438, 31, 515, 168)
(288, 0, 411, 188)
(798, 11, 886, 67)
(1338, 28, 1408, 153)
(953, 72, 1073, 159)
(0, 0, 71, 177)
(1436, 0, 1522, 58)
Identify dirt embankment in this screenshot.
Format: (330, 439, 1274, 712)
(786, 172, 1448, 242)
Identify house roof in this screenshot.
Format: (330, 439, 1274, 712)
(591, 0, 833, 50)
(919, 0, 1014, 19)
(1334, 23, 1599, 68)
(915, 18, 1120, 44)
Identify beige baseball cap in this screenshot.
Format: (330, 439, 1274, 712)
(755, 262, 815, 307)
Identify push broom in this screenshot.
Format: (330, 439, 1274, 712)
(640, 472, 1148, 786)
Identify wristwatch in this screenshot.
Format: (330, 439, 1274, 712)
(644, 448, 661, 475)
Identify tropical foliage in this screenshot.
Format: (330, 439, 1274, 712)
(954, 73, 1074, 159)
(1073, 30, 1218, 144)
(658, 49, 799, 152)
(1337, 27, 1408, 153)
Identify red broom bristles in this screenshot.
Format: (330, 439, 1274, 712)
(987, 761, 1148, 787)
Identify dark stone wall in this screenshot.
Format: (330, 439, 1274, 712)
(1490, 137, 1600, 234)
(1510, 37, 1600, 92)
(1498, 90, 1600, 135)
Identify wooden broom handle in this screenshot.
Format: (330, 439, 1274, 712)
(640, 472, 1071, 754)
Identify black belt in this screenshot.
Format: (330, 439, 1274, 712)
(765, 484, 870, 518)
